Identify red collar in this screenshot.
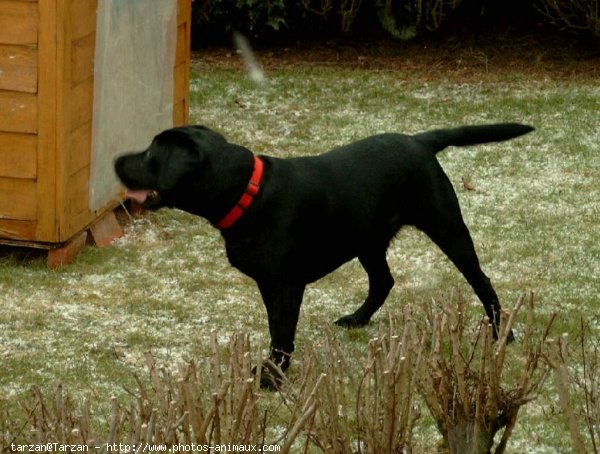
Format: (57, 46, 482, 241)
(216, 156, 265, 229)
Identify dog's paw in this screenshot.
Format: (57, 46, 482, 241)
(252, 362, 285, 391)
(493, 328, 516, 345)
(334, 314, 369, 329)
(506, 328, 516, 344)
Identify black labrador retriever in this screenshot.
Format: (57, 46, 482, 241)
(115, 123, 533, 386)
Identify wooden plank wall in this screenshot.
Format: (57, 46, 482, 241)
(174, 0, 191, 126)
(35, 0, 61, 243)
(62, 0, 97, 240)
(60, 0, 191, 241)
(0, 0, 39, 241)
(0, 0, 191, 244)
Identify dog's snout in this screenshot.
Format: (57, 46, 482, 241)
(113, 153, 143, 187)
(113, 155, 129, 182)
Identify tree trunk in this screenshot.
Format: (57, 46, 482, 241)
(446, 420, 495, 454)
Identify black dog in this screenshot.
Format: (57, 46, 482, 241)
(115, 123, 533, 386)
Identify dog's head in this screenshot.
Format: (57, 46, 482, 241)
(114, 125, 228, 211)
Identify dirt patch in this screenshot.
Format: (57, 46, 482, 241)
(195, 31, 600, 83)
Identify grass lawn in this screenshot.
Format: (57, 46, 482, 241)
(1, 47, 598, 451)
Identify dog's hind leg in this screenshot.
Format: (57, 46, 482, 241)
(416, 212, 514, 342)
(335, 248, 394, 328)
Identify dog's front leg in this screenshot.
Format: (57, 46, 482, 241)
(254, 281, 305, 389)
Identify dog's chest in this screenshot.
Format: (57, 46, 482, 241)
(223, 234, 275, 280)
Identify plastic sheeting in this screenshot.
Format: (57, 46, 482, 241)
(89, 0, 178, 212)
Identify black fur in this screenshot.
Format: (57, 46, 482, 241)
(115, 123, 534, 387)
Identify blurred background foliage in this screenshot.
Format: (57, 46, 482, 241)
(191, 0, 600, 47)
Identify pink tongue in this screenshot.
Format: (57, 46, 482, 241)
(126, 189, 150, 204)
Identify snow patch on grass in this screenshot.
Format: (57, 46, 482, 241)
(1, 66, 598, 450)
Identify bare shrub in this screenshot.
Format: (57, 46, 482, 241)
(537, 0, 600, 37)
(2, 333, 273, 448)
(546, 320, 600, 453)
(415, 292, 555, 453)
(1, 327, 420, 452)
(1, 293, 561, 453)
(292, 317, 421, 452)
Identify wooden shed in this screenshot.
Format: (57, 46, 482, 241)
(0, 0, 191, 263)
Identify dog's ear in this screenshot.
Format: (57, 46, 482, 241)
(187, 125, 228, 143)
(157, 146, 204, 190)
(151, 127, 207, 190)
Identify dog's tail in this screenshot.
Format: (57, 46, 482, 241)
(414, 123, 534, 154)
